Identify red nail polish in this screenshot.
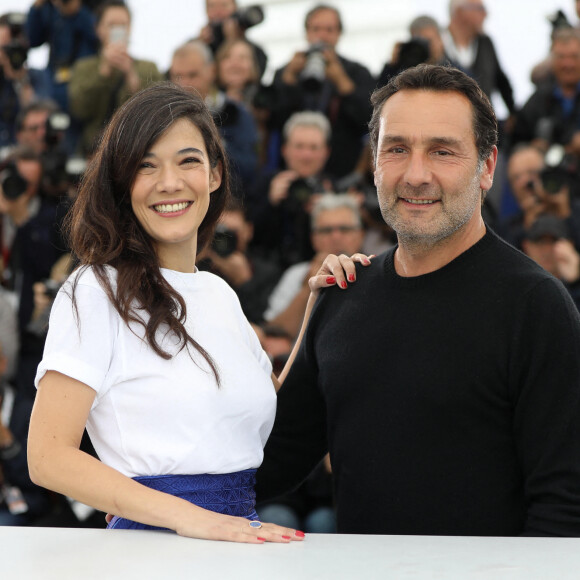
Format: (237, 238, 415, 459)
(282, 535, 291, 540)
(326, 276, 336, 284)
(348, 274, 355, 282)
(257, 537, 266, 541)
(295, 530, 305, 538)
(340, 281, 347, 289)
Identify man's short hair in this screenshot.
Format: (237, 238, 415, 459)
(311, 193, 362, 229)
(304, 4, 343, 33)
(410, 15, 440, 36)
(172, 40, 214, 66)
(283, 111, 331, 144)
(95, 0, 131, 24)
(15, 99, 59, 132)
(449, 0, 471, 17)
(551, 26, 580, 49)
(368, 64, 498, 165)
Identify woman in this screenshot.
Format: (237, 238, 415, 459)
(215, 38, 260, 108)
(27, 82, 355, 542)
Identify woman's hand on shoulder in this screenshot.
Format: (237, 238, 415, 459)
(308, 253, 374, 296)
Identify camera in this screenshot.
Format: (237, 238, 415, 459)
(284, 176, 323, 213)
(210, 5, 264, 51)
(397, 37, 430, 71)
(211, 224, 238, 258)
(2, 13, 28, 71)
(300, 42, 328, 92)
(536, 144, 575, 195)
(0, 161, 28, 200)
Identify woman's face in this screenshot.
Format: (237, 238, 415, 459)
(130, 118, 222, 270)
(218, 42, 255, 90)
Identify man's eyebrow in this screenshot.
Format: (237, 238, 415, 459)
(380, 135, 464, 148)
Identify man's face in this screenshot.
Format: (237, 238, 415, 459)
(552, 38, 580, 89)
(457, 0, 487, 35)
(311, 207, 363, 256)
(17, 111, 49, 153)
(507, 148, 544, 209)
(282, 126, 329, 178)
(305, 8, 341, 48)
(206, 0, 236, 22)
(170, 52, 215, 99)
(373, 89, 495, 249)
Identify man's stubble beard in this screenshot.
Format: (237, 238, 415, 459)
(377, 169, 483, 253)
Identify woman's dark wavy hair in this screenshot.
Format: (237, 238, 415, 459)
(66, 82, 230, 384)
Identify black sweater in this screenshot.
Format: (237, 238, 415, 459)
(256, 229, 580, 536)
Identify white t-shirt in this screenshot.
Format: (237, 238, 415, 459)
(35, 266, 275, 478)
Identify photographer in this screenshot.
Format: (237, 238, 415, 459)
(68, 0, 162, 155)
(198, 0, 267, 79)
(0, 12, 50, 150)
(26, 0, 98, 114)
(247, 111, 335, 267)
(271, 4, 375, 178)
(168, 40, 258, 196)
(197, 198, 281, 324)
(499, 143, 580, 252)
(512, 27, 580, 172)
(377, 15, 457, 88)
(521, 214, 580, 312)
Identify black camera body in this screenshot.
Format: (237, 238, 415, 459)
(210, 5, 264, 50)
(3, 40, 28, 70)
(397, 37, 430, 71)
(212, 224, 238, 258)
(300, 42, 328, 92)
(284, 176, 324, 213)
(2, 13, 28, 71)
(0, 161, 28, 200)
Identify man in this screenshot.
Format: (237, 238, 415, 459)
(198, 0, 267, 78)
(271, 4, 375, 178)
(499, 143, 580, 251)
(378, 15, 456, 87)
(68, 0, 163, 154)
(264, 193, 364, 339)
(14, 99, 59, 156)
(442, 0, 515, 117)
(168, 40, 258, 195)
(512, 27, 580, 166)
(248, 111, 334, 267)
(0, 12, 50, 149)
(521, 214, 580, 310)
(198, 197, 281, 324)
(256, 64, 580, 536)
(26, 0, 98, 113)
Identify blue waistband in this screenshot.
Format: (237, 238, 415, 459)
(108, 469, 258, 531)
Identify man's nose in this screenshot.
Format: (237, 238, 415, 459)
(403, 152, 431, 188)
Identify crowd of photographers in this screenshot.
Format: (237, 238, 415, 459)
(2, 0, 580, 530)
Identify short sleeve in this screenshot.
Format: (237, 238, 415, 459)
(35, 276, 119, 398)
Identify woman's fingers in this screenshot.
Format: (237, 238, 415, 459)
(309, 253, 374, 293)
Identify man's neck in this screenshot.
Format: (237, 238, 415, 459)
(394, 218, 486, 277)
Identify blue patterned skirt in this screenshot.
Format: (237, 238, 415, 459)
(107, 468, 259, 530)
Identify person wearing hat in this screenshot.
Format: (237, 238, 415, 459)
(522, 213, 580, 310)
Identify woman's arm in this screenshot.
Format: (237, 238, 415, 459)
(276, 253, 372, 385)
(28, 370, 301, 543)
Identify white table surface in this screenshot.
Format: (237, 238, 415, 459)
(2, 526, 580, 580)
